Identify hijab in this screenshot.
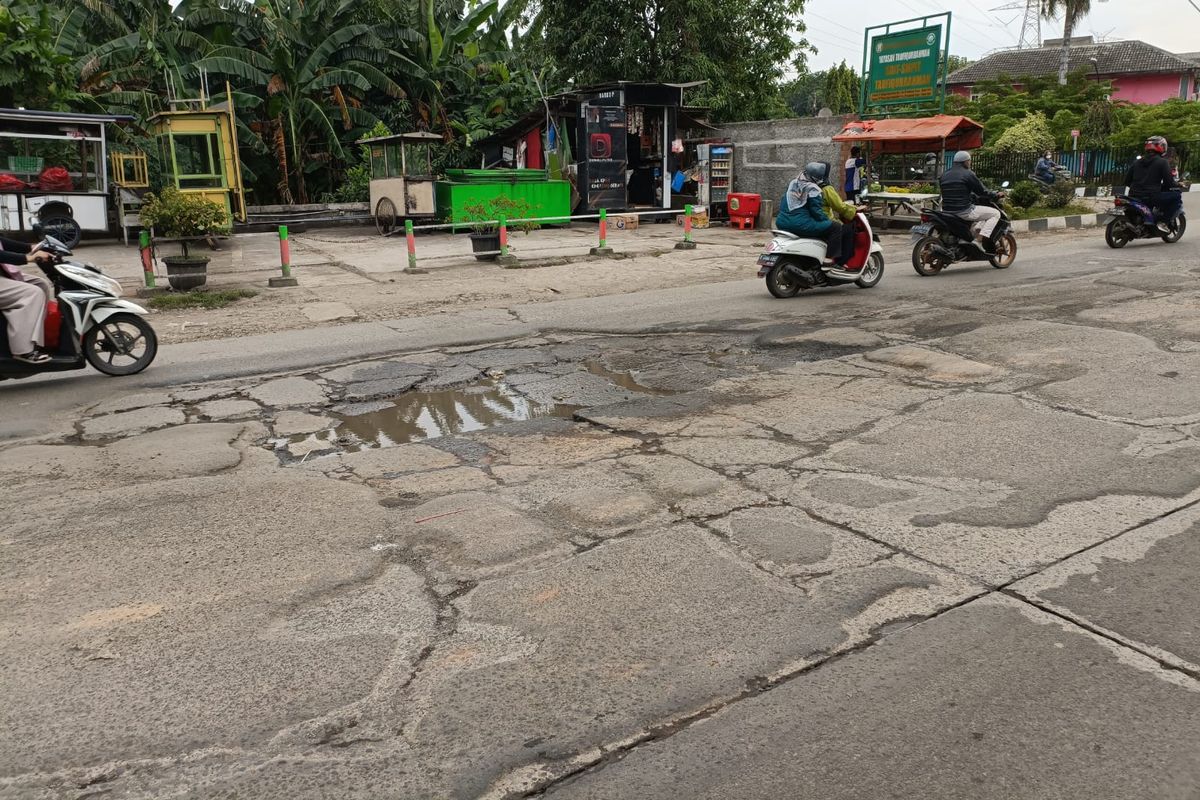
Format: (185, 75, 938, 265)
(784, 169, 822, 212)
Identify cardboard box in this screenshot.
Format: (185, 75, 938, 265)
(676, 211, 709, 229)
(611, 214, 639, 231)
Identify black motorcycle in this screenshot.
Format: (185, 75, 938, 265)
(910, 192, 1017, 276)
(1104, 191, 1186, 248)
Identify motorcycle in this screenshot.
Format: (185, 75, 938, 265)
(756, 213, 885, 298)
(910, 189, 1017, 275)
(1104, 191, 1186, 248)
(1029, 164, 1074, 189)
(0, 235, 157, 379)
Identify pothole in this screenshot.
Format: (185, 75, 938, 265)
(272, 378, 580, 458)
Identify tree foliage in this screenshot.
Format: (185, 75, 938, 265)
(1107, 99, 1200, 149)
(949, 71, 1115, 147)
(532, 0, 809, 122)
(1041, 0, 1091, 85)
(992, 111, 1054, 153)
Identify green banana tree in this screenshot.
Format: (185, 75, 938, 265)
(191, 0, 404, 203)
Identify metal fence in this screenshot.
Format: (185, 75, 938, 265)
(969, 141, 1200, 188)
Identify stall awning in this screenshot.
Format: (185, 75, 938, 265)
(832, 115, 984, 155)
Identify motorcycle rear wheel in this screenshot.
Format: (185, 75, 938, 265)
(989, 233, 1017, 269)
(1161, 215, 1186, 244)
(765, 263, 803, 298)
(1105, 219, 1131, 249)
(83, 314, 158, 376)
(911, 236, 945, 276)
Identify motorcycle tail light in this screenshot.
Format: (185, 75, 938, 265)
(920, 213, 931, 222)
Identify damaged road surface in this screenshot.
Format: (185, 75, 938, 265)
(4, 227, 1200, 798)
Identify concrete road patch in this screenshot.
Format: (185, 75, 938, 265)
(544, 595, 1200, 800)
(402, 526, 978, 798)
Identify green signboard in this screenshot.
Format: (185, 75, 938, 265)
(859, 14, 950, 117)
(866, 25, 941, 107)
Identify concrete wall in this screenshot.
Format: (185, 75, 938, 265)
(714, 115, 852, 205)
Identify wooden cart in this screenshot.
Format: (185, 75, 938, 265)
(360, 131, 441, 235)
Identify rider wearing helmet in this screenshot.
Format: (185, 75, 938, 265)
(775, 162, 848, 264)
(1124, 136, 1182, 231)
(940, 150, 1002, 251)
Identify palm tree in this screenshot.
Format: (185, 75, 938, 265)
(190, 0, 404, 203)
(1041, 0, 1091, 86)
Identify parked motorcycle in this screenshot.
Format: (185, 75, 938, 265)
(910, 190, 1017, 275)
(756, 213, 885, 298)
(1104, 191, 1186, 248)
(0, 235, 157, 379)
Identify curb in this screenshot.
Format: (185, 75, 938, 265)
(1075, 185, 1198, 197)
(1010, 212, 1109, 234)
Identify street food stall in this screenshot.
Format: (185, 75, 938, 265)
(474, 81, 714, 214)
(0, 108, 133, 247)
(832, 115, 984, 222)
(360, 131, 442, 235)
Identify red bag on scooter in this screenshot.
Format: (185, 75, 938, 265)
(0, 173, 27, 191)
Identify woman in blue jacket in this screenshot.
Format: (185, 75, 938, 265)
(775, 162, 845, 262)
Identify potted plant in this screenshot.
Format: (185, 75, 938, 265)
(139, 187, 231, 291)
(461, 195, 539, 261)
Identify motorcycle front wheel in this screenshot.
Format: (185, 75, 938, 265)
(83, 314, 158, 376)
(1161, 214, 1186, 244)
(989, 233, 1018, 269)
(765, 263, 803, 298)
(855, 252, 885, 287)
(911, 236, 945, 276)
(1105, 219, 1131, 249)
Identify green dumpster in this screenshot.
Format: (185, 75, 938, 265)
(436, 169, 572, 231)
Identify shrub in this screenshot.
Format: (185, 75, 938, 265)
(992, 111, 1055, 154)
(461, 195, 540, 234)
(1008, 180, 1042, 208)
(140, 187, 230, 238)
(1042, 181, 1075, 209)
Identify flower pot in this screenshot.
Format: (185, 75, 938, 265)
(469, 231, 500, 261)
(162, 255, 210, 291)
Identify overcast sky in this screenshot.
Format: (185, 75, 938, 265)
(800, 0, 1200, 72)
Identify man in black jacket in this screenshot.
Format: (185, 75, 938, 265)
(939, 150, 1002, 250)
(1124, 136, 1182, 231)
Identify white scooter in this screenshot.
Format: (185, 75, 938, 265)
(756, 213, 885, 298)
(0, 235, 157, 378)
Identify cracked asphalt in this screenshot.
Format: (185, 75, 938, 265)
(3, 208, 1200, 799)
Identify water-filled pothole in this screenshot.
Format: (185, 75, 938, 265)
(275, 378, 580, 457)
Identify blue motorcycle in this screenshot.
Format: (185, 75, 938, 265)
(1104, 191, 1186, 248)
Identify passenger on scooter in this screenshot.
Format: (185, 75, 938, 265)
(775, 162, 846, 264)
(0, 237, 54, 365)
(939, 151, 1002, 252)
(1035, 151, 1060, 184)
(816, 163, 860, 267)
(1124, 136, 1182, 232)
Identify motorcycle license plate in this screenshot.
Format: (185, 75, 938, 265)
(910, 223, 932, 240)
(756, 254, 780, 267)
